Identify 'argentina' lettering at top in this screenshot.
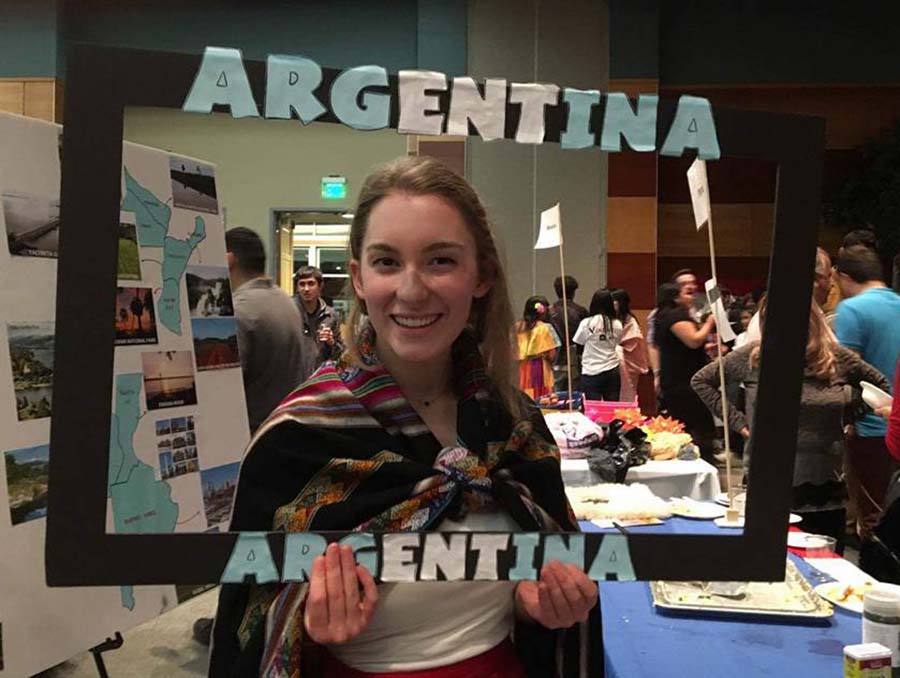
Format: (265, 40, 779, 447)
(183, 46, 720, 160)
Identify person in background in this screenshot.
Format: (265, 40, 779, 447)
(194, 227, 307, 647)
(833, 245, 900, 545)
(733, 306, 756, 348)
(611, 288, 649, 403)
(573, 289, 623, 401)
(211, 156, 599, 677)
(515, 295, 560, 399)
(293, 265, 343, 379)
(647, 269, 700, 394)
(226, 227, 306, 432)
(654, 282, 717, 462)
(813, 247, 838, 321)
(877, 356, 900, 461)
(548, 275, 589, 393)
(693, 298, 889, 552)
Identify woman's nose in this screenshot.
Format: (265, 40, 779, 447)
(396, 266, 429, 303)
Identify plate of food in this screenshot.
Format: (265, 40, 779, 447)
(814, 581, 876, 614)
(714, 516, 745, 528)
(861, 381, 892, 411)
(670, 498, 726, 520)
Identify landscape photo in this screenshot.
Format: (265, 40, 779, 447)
(155, 419, 171, 436)
(186, 265, 233, 317)
(5, 444, 50, 525)
(118, 220, 142, 280)
(192, 317, 240, 371)
(7, 322, 54, 421)
(169, 156, 219, 214)
(3, 192, 60, 257)
(200, 461, 240, 526)
(115, 287, 158, 346)
(140, 350, 198, 410)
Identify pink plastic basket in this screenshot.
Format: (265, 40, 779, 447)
(583, 399, 639, 424)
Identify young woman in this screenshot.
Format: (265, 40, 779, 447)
(514, 295, 560, 399)
(692, 299, 889, 551)
(611, 288, 649, 403)
(210, 157, 598, 677)
(573, 289, 623, 401)
(654, 282, 717, 462)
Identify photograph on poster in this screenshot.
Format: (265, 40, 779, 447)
(200, 461, 240, 526)
(117, 220, 141, 280)
(155, 418, 171, 436)
(157, 438, 171, 450)
(186, 415, 195, 430)
(140, 350, 198, 410)
(170, 416, 188, 433)
(169, 156, 218, 214)
(7, 321, 54, 421)
(192, 317, 240, 371)
(158, 450, 174, 479)
(3, 192, 60, 257)
(186, 265, 233, 317)
(172, 434, 186, 449)
(5, 444, 50, 526)
(114, 287, 158, 346)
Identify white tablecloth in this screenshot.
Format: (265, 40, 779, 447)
(560, 458, 721, 501)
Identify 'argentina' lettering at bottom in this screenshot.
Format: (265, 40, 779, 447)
(220, 532, 636, 584)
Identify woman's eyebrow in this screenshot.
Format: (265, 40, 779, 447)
(365, 241, 465, 254)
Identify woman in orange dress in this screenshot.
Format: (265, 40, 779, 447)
(515, 296, 560, 399)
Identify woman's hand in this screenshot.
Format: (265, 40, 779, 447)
(875, 405, 891, 419)
(739, 426, 750, 439)
(514, 561, 598, 629)
(303, 543, 379, 645)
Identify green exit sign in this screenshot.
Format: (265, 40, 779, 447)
(321, 175, 347, 200)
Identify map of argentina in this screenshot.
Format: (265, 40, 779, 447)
(122, 168, 206, 335)
(108, 373, 179, 610)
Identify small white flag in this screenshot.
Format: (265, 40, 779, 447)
(687, 158, 711, 231)
(705, 278, 737, 343)
(534, 203, 562, 250)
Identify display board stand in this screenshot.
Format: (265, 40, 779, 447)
(89, 632, 123, 678)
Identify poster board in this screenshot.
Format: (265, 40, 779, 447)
(0, 111, 250, 676)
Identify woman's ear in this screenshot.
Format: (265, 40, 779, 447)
(473, 261, 496, 299)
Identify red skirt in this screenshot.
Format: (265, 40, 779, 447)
(320, 639, 526, 678)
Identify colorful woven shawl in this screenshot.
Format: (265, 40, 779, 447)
(209, 325, 586, 677)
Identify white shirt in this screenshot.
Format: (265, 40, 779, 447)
(327, 509, 519, 672)
(573, 316, 623, 375)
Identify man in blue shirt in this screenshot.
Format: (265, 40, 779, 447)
(834, 245, 900, 541)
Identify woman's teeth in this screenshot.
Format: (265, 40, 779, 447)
(392, 314, 440, 328)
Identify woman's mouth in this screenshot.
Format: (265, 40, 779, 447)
(391, 314, 441, 329)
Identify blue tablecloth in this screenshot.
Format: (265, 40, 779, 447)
(596, 547, 860, 677)
(580, 515, 738, 536)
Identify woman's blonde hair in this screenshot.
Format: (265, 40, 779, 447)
(343, 156, 521, 417)
(750, 295, 836, 380)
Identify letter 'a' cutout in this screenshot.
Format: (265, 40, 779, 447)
(183, 46, 260, 118)
(660, 95, 721, 160)
(587, 535, 635, 581)
(220, 533, 280, 583)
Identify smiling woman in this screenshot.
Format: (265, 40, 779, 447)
(211, 156, 600, 677)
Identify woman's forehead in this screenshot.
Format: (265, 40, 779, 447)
(363, 192, 475, 251)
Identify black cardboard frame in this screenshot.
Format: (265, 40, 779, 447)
(46, 44, 824, 585)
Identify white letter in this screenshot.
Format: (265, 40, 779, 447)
(446, 77, 507, 141)
(380, 533, 421, 582)
(470, 533, 510, 580)
(509, 83, 559, 143)
(419, 533, 468, 581)
(398, 70, 448, 135)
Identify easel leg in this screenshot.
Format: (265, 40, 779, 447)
(89, 632, 123, 678)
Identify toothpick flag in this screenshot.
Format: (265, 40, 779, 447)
(687, 157, 711, 231)
(534, 203, 562, 249)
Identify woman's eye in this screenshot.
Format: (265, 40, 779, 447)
(429, 256, 456, 267)
(372, 257, 398, 268)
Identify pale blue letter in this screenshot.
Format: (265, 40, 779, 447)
(183, 46, 259, 118)
(600, 93, 658, 153)
(561, 88, 600, 149)
(660, 95, 720, 159)
(340, 533, 379, 576)
(265, 54, 326, 123)
(220, 533, 279, 584)
(542, 533, 585, 568)
(508, 533, 540, 580)
(282, 533, 327, 581)
(331, 65, 390, 131)
(586, 535, 636, 581)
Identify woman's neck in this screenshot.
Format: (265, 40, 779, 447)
(376, 341, 455, 403)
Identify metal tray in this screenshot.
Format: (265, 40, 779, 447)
(651, 559, 834, 623)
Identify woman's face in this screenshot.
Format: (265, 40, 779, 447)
(740, 310, 752, 331)
(350, 191, 491, 366)
(677, 286, 693, 308)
